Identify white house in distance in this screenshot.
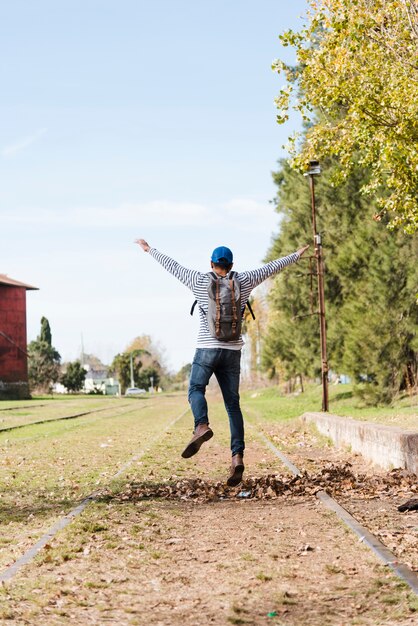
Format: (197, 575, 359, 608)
(83, 362, 119, 395)
(54, 354, 119, 395)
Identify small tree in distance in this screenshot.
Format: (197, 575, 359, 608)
(61, 361, 87, 393)
(110, 350, 146, 394)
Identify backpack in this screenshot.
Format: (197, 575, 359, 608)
(190, 272, 256, 341)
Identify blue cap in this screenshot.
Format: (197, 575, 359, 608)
(211, 246, 233, 266)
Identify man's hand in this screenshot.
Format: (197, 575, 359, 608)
(135, 239, 150, 252)
(297, 244, 310, 258)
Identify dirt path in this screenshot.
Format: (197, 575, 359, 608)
(248, 415, 418, 576)
(1, 394, 417, 625)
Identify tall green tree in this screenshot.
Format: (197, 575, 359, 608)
(28, 317, 61, 393)
(263, 158, 418, 402)
(262, 164, 320, 384)
(274, 0, 418, 232)
(39, 316, 52, 345)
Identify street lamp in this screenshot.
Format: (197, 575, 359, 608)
(304, 160, 329, 412)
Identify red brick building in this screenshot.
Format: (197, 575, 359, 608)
(0, 274, 38, 400)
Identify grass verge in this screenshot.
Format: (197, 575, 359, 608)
(242, 383, 417, 429)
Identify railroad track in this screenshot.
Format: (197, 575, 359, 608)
(0, 407, 417, 600)
(0, 398, 119, 413)
(0, 399, 149, 433)
(0, 402, 49, 412)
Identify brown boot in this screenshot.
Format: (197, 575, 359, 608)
(227, 453, 245, 487)
(181, 423, 213, 458)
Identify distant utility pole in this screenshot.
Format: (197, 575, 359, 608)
(304, 160, 329, 412)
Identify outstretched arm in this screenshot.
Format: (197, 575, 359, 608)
(134, 238, 200, 290)
(239, 244, 310, 289)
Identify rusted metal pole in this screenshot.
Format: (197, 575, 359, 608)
(309, 174, 329, 412)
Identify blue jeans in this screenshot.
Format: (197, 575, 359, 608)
(188, 348, 245, 457)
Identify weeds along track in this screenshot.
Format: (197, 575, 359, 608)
(0, 399, 150, 433)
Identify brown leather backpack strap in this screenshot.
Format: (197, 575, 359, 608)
(215, 277, 221, 336)
(230, 277, 238, 335)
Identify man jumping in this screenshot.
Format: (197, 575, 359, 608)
(135, 239, 309, 486)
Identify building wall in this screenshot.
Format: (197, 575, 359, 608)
(0, 285, 28, 383)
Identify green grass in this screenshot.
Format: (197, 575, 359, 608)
(242, 383, 417, 429)
(0, 394, 190, 569)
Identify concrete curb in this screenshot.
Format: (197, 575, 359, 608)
(302, 412, 418, 475)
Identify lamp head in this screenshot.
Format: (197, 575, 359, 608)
(304, 160, 321, 176)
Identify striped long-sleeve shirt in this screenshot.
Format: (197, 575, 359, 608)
(148, 248, 301, 350)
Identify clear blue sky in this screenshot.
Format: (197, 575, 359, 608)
(1, 0, 308, 371)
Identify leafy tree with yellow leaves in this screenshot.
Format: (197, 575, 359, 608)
(274, 0, 418, 232)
